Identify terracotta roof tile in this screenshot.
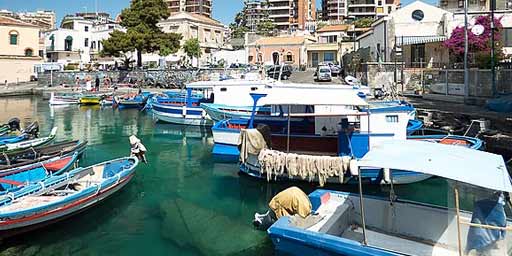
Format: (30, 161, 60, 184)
(317, 24, 350, 32)
(0, 16, 39, 28)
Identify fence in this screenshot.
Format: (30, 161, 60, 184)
(358, 62, 512, 98)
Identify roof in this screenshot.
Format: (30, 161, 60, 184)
(254, 36, 306, 46)
(0, 16, 39, 28)
(359, 140, 512, 192)
(317, 24, 350, 33)
(257, 87, 368, 106)
(167, 12, 224, 27)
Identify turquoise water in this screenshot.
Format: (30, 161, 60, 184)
(0, 96, 458, 255)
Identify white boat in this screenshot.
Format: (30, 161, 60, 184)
(49, 92, 80, 105)
(269, 140, 512, 256)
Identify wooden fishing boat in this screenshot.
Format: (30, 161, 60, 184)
(0, 152, 80, 191)
(0, 127, 58, 153)
(0, 140, 87, 170)
(0, 157, 139, 238)
(49, 92, 80, 105)
(268, 140, 512, 256)
(79, 95, 102, 105)
(100, 95, 114, 106)
(113, 92, 152, 109)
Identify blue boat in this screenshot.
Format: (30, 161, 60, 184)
(151, 87, 213, 126)
(0, 151, 79, 192)
(0, 156, 139, 238)
(114, 92, 152, 109)
(267, 140, 512, 256)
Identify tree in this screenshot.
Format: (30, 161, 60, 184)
(100, 30, 136, 68)
(102, 0, 181, 67)
(183, 38, 202, 67)
(256, 20, 275, 36)
(444, 15, 504, 68)
(353, 17, 374, 28)
(229, 23, 249, 39)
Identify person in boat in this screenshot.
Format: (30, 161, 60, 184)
(95, 76, 100, 92)
(129, 135, 147, 164)
(253, 186, 312, 230)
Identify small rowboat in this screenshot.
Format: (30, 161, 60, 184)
(100, 96, 114, 106)
(0, 157, 139, 238)
(114, 93, 151, 109)
(49, 92, 80, 105)
(79, 95, 102, 105)
(0, 127, 58, 154)
(0, 152, 80, 191)
(0, 140, 87, 170)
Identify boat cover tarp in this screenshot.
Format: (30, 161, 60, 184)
(257, 88, 368, 106)
(269, 186, 312, 219)
(359, 140, 512, 192)
(466, 198, 507, 252)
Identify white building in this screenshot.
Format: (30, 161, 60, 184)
(357, 1, 451, 66)
(44, 15, 122, 66)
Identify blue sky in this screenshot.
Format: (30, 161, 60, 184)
(0, 0, 430, 26)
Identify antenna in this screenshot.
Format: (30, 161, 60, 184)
(95, 0, 98, 15)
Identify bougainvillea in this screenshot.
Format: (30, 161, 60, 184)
(443, 15, 504, 67)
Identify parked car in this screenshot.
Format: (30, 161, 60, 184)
(266, 65, 292, 80)
(314, 65, 332, 82)
(320, 62, 341, 76)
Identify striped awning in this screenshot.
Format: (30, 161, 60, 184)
(396, 35, 447, 46)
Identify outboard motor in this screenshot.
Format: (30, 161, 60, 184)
(7, 118, 20, 131)
(22, 121, 39, 138)
(256, 124, 272, 148)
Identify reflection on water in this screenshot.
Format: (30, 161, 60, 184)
(0, 96, 458, 255)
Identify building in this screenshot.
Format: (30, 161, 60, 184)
(165, 0, 212, 17)
(246, 35, 316, 68)
(0, 10, 56, 30)
(307, 24, 353, 67)
(321, 0, 399, 21)
(244, 0, 270, 32)
(267, 0, 317, 31)
(0, 16, 42, 83)
(44, 14, 122, 66)
(357, 1, 451, 66)
(439, 0, 511, 12)
(159, 12, 230, 66)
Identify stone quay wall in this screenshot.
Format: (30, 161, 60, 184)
(37, 69, 246, 88)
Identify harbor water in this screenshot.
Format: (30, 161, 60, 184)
(0, 96, 457, 255)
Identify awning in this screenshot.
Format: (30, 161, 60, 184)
(396, 35, 447, 46)
(359, 140, 512, 192)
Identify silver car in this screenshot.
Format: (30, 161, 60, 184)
(315, 65, 332, 82)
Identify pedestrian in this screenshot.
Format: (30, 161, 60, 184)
(85, 76, 92, 91)
(95, 76, 100, 92)
(4, 80, 7, 88)
(75, 76, 80, 88)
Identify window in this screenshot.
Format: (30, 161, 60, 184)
(64, 36, 73, 51)
(24, 48, 33, 57)
(248, 55, 254, 62)
(85, 26, 89, 32)
(108, 25, 114, 29)
(324, 52, 335, 62)
(9, 31, 18, 45)
(84, 38, 89, 47)
(386, 115, 399, 123)
(285, 52, 293, 62)
(388, 6, 392, 13)
(220, 88, 227, 92)
(503, 28, 512, 47)
(411, 44, 425, 66)
(38, 50, 43, 57)
(378, 0, 382, 5)
(91, 41, 96, 49)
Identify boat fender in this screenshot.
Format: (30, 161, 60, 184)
(349, 159, 359, 176)
(182, 106, 187, 117)
(116, 173, 121, 184)
(341, 156, 351, 173)
(383, 168, 391, 184)
(201, 110, 206, 119)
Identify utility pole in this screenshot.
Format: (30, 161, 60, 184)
(463, 0, 469, 101)
(490, 0, 496, 97)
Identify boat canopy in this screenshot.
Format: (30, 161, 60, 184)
(359, 140, 512, 192)
(256, 88, 368, 106)
(186, 79, 273, 89)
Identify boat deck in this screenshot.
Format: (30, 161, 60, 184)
(341, 227, 458, 256)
